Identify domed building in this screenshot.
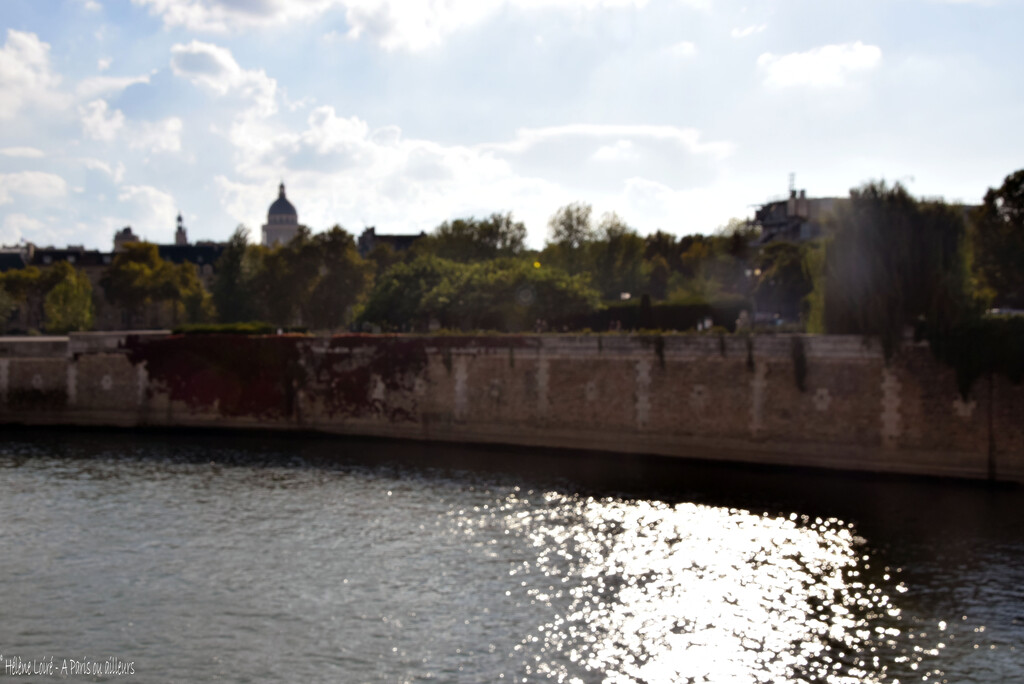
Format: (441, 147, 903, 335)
(262, 182, 300, 247)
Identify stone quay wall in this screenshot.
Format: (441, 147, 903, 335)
(1, 332, 1021, 483)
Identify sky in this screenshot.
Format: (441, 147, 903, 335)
(0, 0, 1021, 251)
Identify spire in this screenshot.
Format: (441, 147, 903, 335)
(175, 212, 188, 246)
(279, 181, 286, 198)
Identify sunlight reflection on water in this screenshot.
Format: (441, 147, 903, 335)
(484, 493, 933, 683)
(1, 433, 1019, 683)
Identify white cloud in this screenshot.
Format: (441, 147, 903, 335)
(490, 124, 733, 159)
(212, 108, 732, 245)
(79, 98, 181, 154)
(665, 41, 697, 58)
(170, 40, 277, 117)
(131, 117, 184, 154)
(117, 184, 177, 237)
(79, 99, 125, 141)
(79, 158, 126, 183)
(131, 0, 337, 33)
(97, 57, 112, 72)
(0, 30, 67, 120)
(137, 0, 700, 51)
(758, 41, 882, 88)
(592, 139, 639, 162)
(76, 73, 151, 99)
(0, 147, 45, 158)
(731, 24, 766, 39)
(1, 213, 43, 244)
(0, 171, 68, 205)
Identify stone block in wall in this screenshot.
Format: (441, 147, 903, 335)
(894, 346, 989, 456)
(73, 353, 144, 412)
(4, 357, 68, 411)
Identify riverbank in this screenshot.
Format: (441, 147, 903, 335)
(1, 331, 1021, 483)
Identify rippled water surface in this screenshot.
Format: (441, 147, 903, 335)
(1, 430, 1021, 682)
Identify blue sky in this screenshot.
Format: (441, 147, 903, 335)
(0, 0, 1021, 250)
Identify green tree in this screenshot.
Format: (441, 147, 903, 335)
(647, 254, 671, 300)
(418, 213, 527, 263)
(971, 169, 1024, 308)
(304, 227, 374, 330)
(644, 230, 682, 272)
(366, 242, 400, 278)
(101, 242, 210, 327)
(0, 285, 17, 333)
(752, 241, 814, 320)
(823, 181, 974, 356)
(43, 266, 94, 333)
(589, 213, 647, 299)
(359, 255, 599, 332)
(545, 202, 595, 275)
(212, 226, 260, 323)
(359, 255, 460, 331)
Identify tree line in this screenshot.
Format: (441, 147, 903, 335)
(2, 169, 1023, 340)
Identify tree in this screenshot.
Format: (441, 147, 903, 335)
(644, 230, 682, 272)
(647, 254, 671, 300)
(589, 213, 647, 299)
(420, 213, 527, 263)
(360, 255, 461, 331)
(212, 226, 260, 323)
(752, 241, 813, 320)
(823, 181, 974, 356)
(971, 169, 1024, 308)
(366, 242, 400, 278)
(359, 255, 599, 332)
(44, 265, 94, 333)
(0, 285, 17, 333)
(101, 242, 210, 327)
(303, 227, 373, 330)
(545, 202, 595, 276)
(548, 202, 594, 249)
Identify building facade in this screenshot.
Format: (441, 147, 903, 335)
(262, 183, 300, 247)
(753, 190, 846, 244)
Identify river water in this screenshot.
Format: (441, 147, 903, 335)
(0, 429, 1021, 683)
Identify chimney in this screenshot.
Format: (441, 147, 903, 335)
(787, 189, 797, 217)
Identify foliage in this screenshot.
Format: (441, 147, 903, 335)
(360, 255, 461, 331)
(212, 226, 260, 323)
(173, 322, 280, 335)
(971, 169, 1024, 308)
(216, 226, 373, 330)
(822, 181, 976, 358)
(1, 262, 94, 332)
(43, 265, 94, 333)
(753, 241, 815, 320)
(366, 242, 400, 277)
(360, 255, 600, 332)
(589, 213, 648, 300)
(101, 242, 210, 326)
(415, 213, 527, 263)
(0, 284, 17, 333)
(125, 334, 306, 418)
(304, 227, 374, 330)
(553, 296, 750, 333)
(802, 241, 827, 334)
(925, 315, 1024, 398)
(545, 202, 595, 275)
